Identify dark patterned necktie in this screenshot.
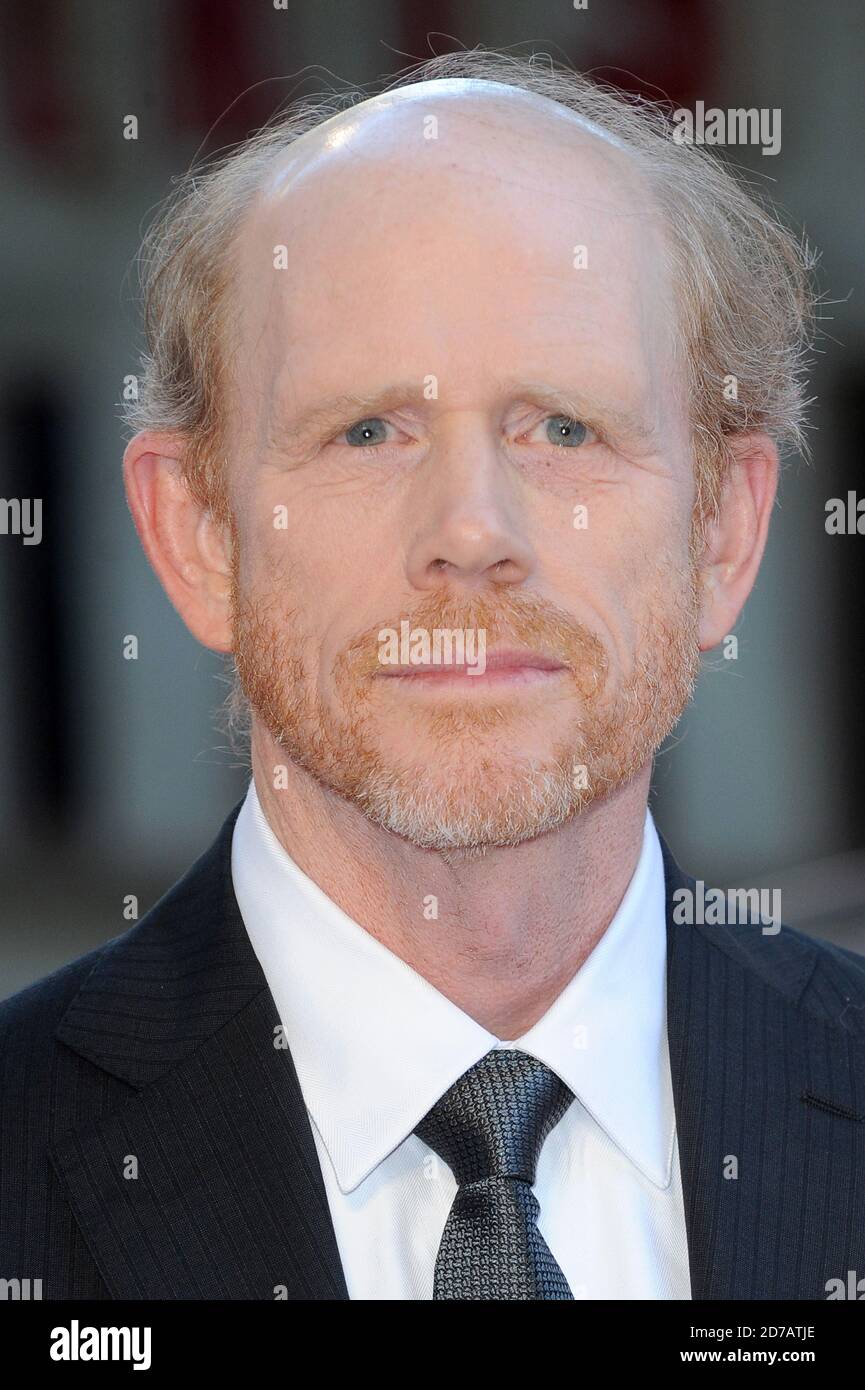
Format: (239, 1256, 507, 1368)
(415, 1048, 575, 1300)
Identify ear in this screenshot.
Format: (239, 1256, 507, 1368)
(122, 431, 234, 653)
(697, 432, 779, 652)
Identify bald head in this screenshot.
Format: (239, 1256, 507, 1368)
(260, 77, 635, 193)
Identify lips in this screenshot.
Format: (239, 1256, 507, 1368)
(377, 646, 568, 677)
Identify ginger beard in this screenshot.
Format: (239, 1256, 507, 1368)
(229, 532, 704, 852)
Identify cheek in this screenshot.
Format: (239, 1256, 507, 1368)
(552, 499, 662, 606)
(567, 523, 692, 662)
(601, 488, 693, 596)
(233, 493, 307, 602)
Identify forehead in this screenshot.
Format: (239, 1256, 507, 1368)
(232, 81, 678, 426)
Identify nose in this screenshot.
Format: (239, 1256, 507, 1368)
(405, 421, 536, 593)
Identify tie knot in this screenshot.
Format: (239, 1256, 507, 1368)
(415, 1049, 574, 1187)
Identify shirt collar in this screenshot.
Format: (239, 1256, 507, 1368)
(231, 778, 675, 1194)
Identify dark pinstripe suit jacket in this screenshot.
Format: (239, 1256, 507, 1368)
(2, 798, 865, 1301)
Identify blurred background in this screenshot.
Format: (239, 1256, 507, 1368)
(2, 0, 864, 998)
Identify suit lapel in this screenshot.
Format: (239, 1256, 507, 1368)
(661, 835, 865, 1300)
(49, 801, 349, 1300)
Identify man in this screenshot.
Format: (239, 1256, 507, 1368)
(2, 49, 864, 1302)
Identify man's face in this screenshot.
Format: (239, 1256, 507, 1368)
(225, 84, 703, 850)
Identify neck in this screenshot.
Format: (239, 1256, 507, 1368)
(250, 728, 652, 1038)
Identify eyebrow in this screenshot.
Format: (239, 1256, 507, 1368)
(269, 383, 427, 449)
(268, 377, 656, 450)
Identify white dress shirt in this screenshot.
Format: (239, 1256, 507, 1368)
(231, 778, 692, 1300)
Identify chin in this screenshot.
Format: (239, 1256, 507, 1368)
(348, 758, 588, 852)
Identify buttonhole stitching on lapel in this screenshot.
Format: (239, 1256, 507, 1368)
(800, 1089, 865, 1122)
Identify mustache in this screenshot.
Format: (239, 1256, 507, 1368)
(339, 591, 609, 689)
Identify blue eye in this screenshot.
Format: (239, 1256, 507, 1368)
(344, 418, 389, 446)
(545, 416, 588, 447)
(337, 413, 593, 451)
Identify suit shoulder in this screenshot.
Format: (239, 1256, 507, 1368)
(801, 929, 865, 1020)
(721, 914, 865, 1028)
(0, 938, 117, 1046)
(0, 934, 138, 1183)
(0, 796, 245, 1049)
(811, 932, 865, 975)
(775, 917, 865, 982)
